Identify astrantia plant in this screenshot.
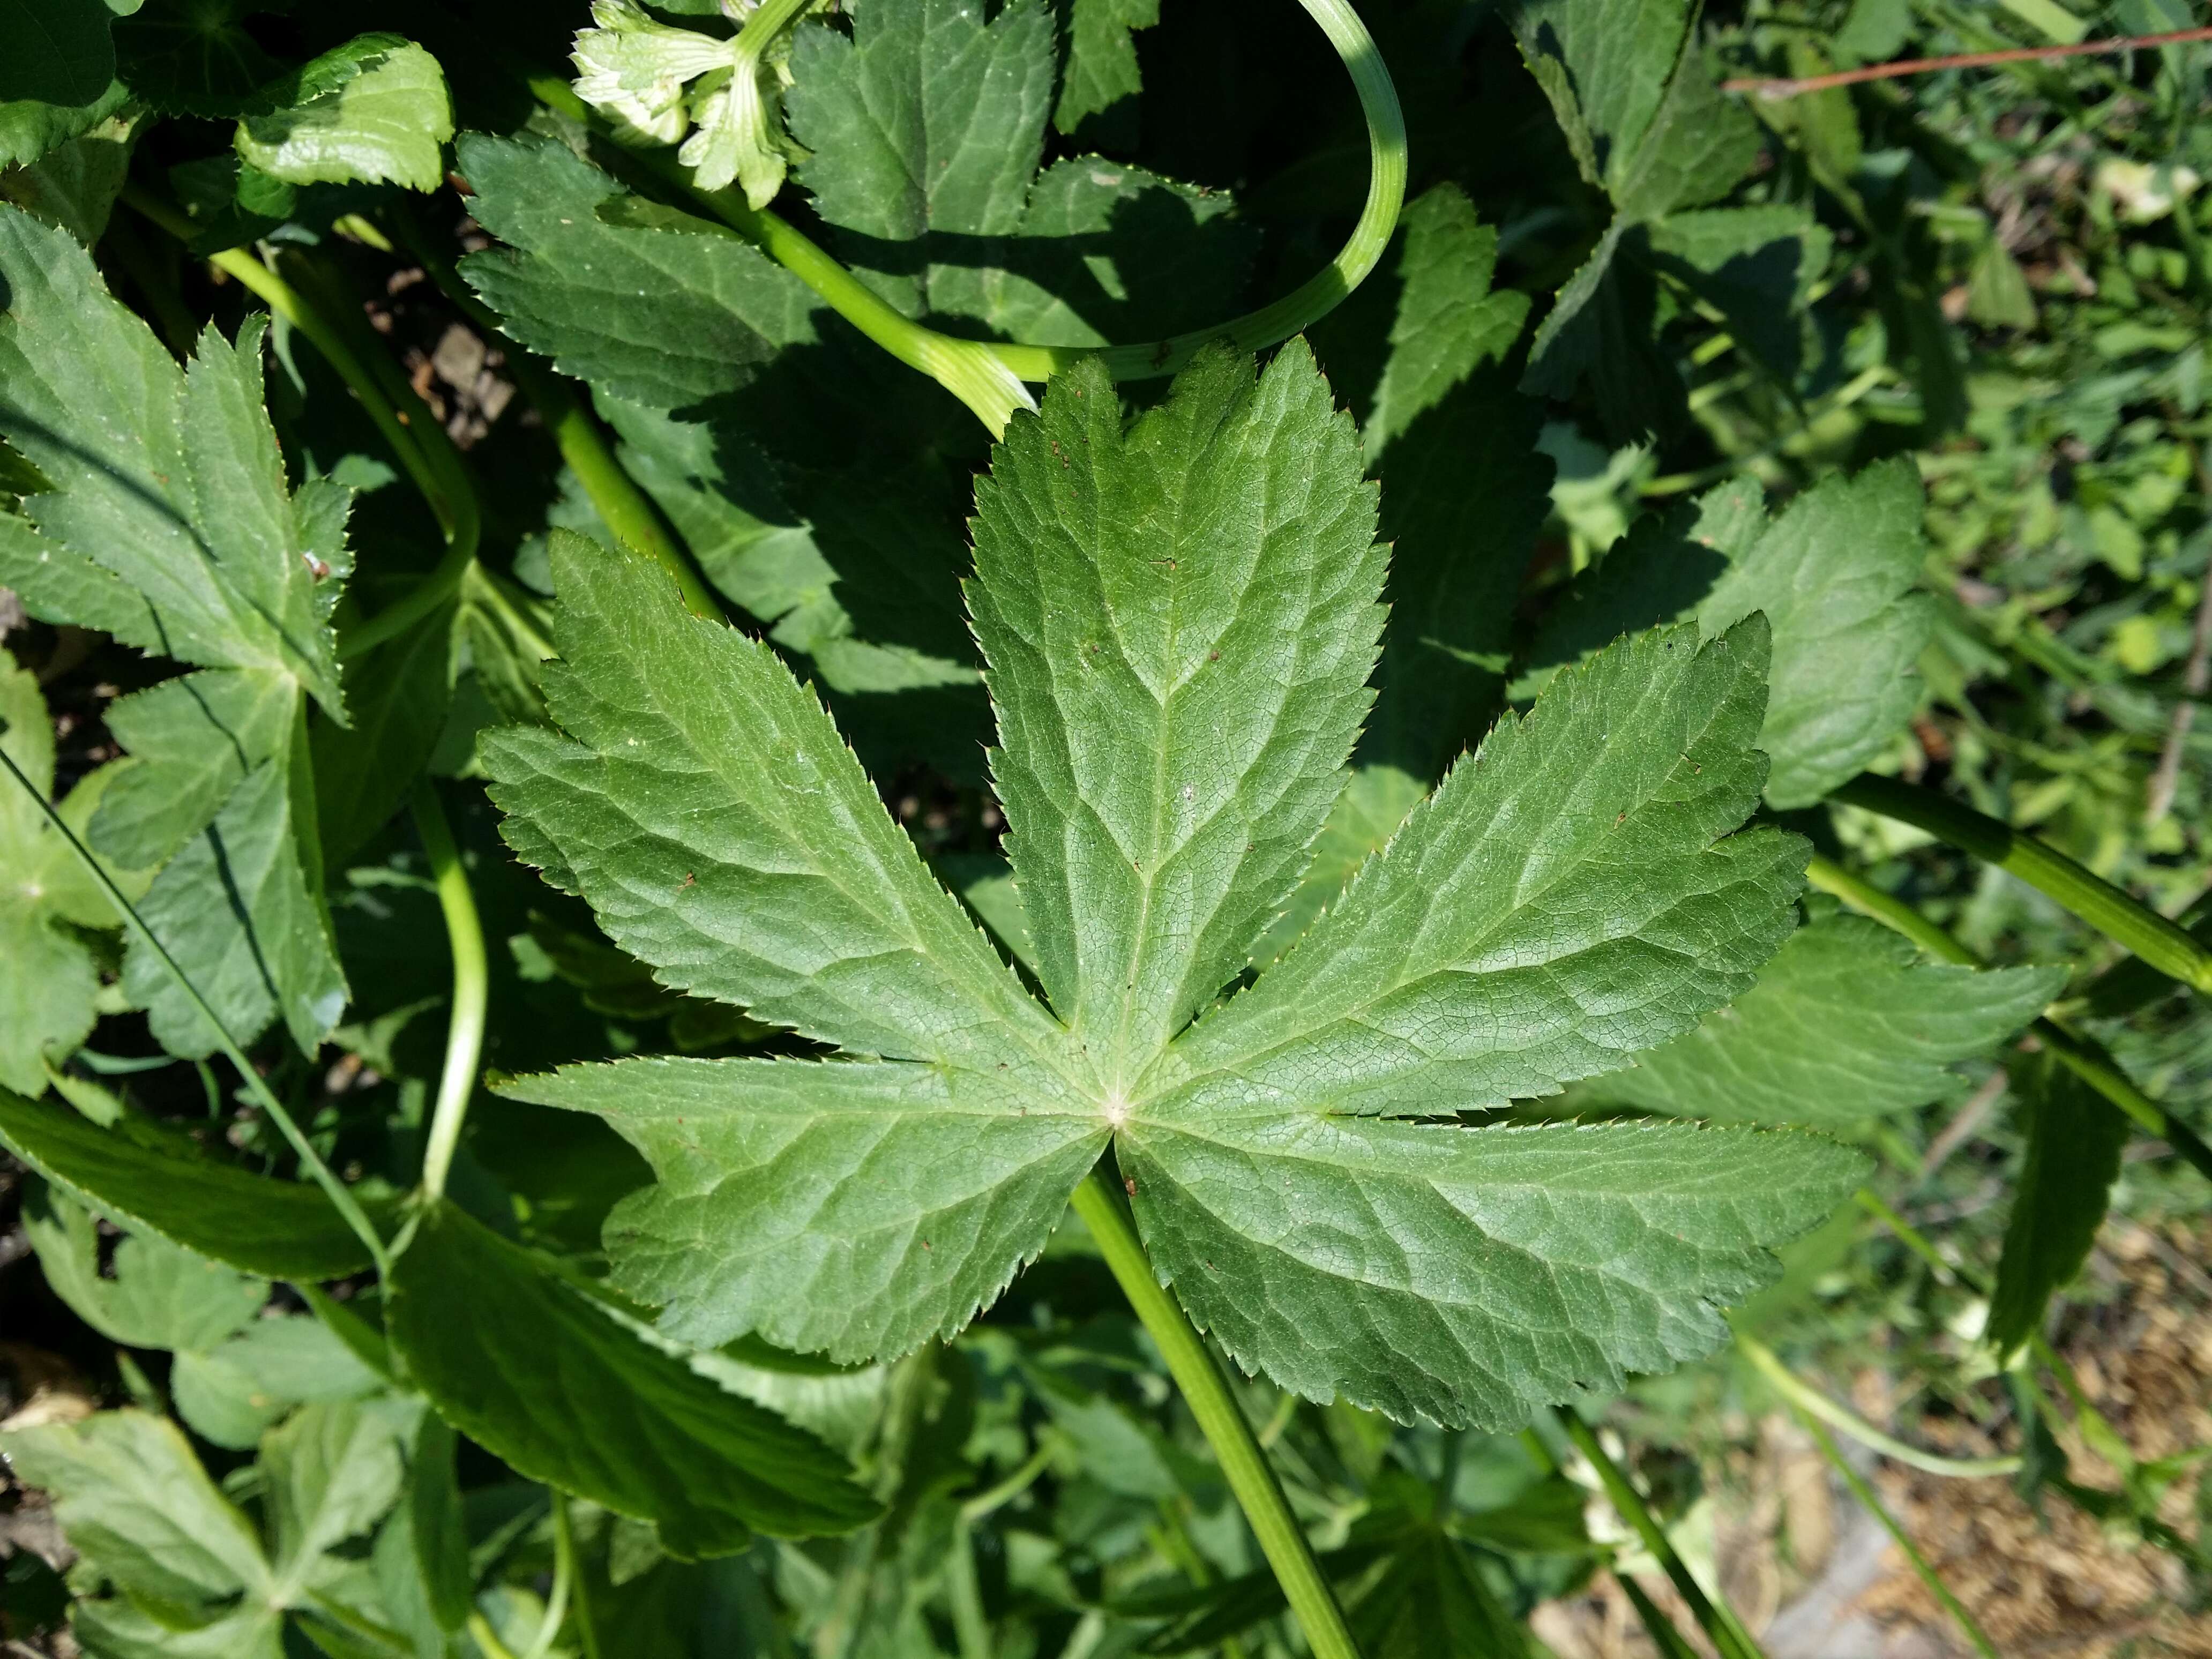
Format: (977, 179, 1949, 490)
(2, 1, 2209, 1655)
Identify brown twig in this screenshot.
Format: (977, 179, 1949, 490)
(1723, 27, 2212, 99)
(2146, 437, 2212, 824)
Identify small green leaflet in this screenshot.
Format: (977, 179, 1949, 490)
(1526, 461, 1936, 808)
(1987, 1051, 2127, 1361)
(0, 205, 352, 1055)
(0, 1398, 423, 1659)
(785, 0, 1253, 345)
(1056, 0, 1158, 134)
(489, 346, 1864, 1431)
(0, 655, 144, 1093)
(385, 1199, 880, 1556)
(1583, 915, 2064, 1129)
(234, 34, 454, 191)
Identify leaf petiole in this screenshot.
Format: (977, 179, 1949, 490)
(0, 737, 393, 1279)
(1067, 1167, 1361, 1659)
(1732, 1328, 2020, 1479)
(410, 781, 488, 1201)
(1553, 1410, 1768, 1659)
(1831, 772, 2212, 994)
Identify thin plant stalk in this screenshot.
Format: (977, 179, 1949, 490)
(1830, 773, 2212, 992)
(1553, 1411, 1768, 1659)
(533, 0, 1407, 431)
(1806, 854, 2212, 1180)
(410, 781, 489, 1201)
(520, 1493, 577, 1659)
(1733, 1328, 2021, 1479)
(947, 1517, 993, 1659)
(1067, 1168, 1360, 1659)
(1617, 1574, 1706, 1659)
(1790, 1409, 2001, 1659)
(0, 742, 393, 1278)
(383, 203, 725, 619)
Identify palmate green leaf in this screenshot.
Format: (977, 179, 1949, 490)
(0, 1087, 395, 1280)
(1987, 1052, 2127, 1361)
(969, 344, 1384, 1078)
(0, 656, 144, 1094)
(1582, 915, 2064, 1129)
(0, 205, 354, 1052)
(233, 34, 453, 191)
(384, 1200, 880, 1556)
(491, 351, 1863, 1431)
(1527, 462, 1935, 808)
(785, 0, 1253, 345)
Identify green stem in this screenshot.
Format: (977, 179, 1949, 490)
(1554, 1412, 1767, 1659)
(466, 1615, 523, 1659)
(0, 742, 392, 1279)
(410, 781, 488, 1201)
(535, 0, 1407, 431)
(960, 1443, 1053, 1525)
(1616, 1575, 1706, 1659)
(1733, 1329, 2021, 1479)
(947, 1518, 992, 1659)
(1808, 854, 2212, 1180)
(383, 203, 724, 620)
(1831, 773, 2212, 993)
(521, 1493, 576, 1659)
(1067, 1168, 1359, 1659)
(1789, 1409, 2000, 1659)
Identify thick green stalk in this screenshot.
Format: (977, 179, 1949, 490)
(534, 0, 1407, 431)
(1807, 854, 2212, 1180)
(1733, 1329, 2020, 1479)
(1067, 1169, 1359, 1659)
(1790, 1410, 2000, 1659)
(1554, 1412, 1767, 1659)
(0, 742, 393, 1279)
(1832, 773, 2212, 992)
(410, 782, 488, 1201)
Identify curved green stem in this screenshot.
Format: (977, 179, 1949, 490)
(534, 0, 1407, 431)
(1807, 854, 2212, 1181)
(1068, 1168, 1359, 1659)
(1789, 1410, 2000, 1659)
(520, 1493, 576, 1659)
(1554, 1412, 1767, 1659)
(410, 781, 488, 1201)
(0, 742, 393, 1279)
(1832, 773, 2212, 993)
(1734, 1329, 2021, 1479)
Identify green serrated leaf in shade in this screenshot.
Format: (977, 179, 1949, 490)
(1581, 915, 2065, 1128)
(113, 0, 282, 116)
(1349, 1530, 1528, 1658)
(21, 1179, 268, 1352)
(968, 344, 1384, 1078)
(0, 1087, 397, 1280)
(1055, 0, 1157, 134)
(171, 1311, 385, 1451)
(234, 35, 454, 192)
(457, 131, 820, 414)
(1525, 462, 1935, 808)
(490, 350, 1864, 1431)
(1642, 205, 1832, 382)
(0, 76, 127, 170)
(785, 0, 1253, 342)
(384, 1200, 881, 1556)
(1987, 1051, 2127, 1361)
(0, 0, 116, 108)
(0, 206, 356, 1054)
(0, 656, 147, 1094)
(0, 111, 134, 242)
(311, 603, 455, 871)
